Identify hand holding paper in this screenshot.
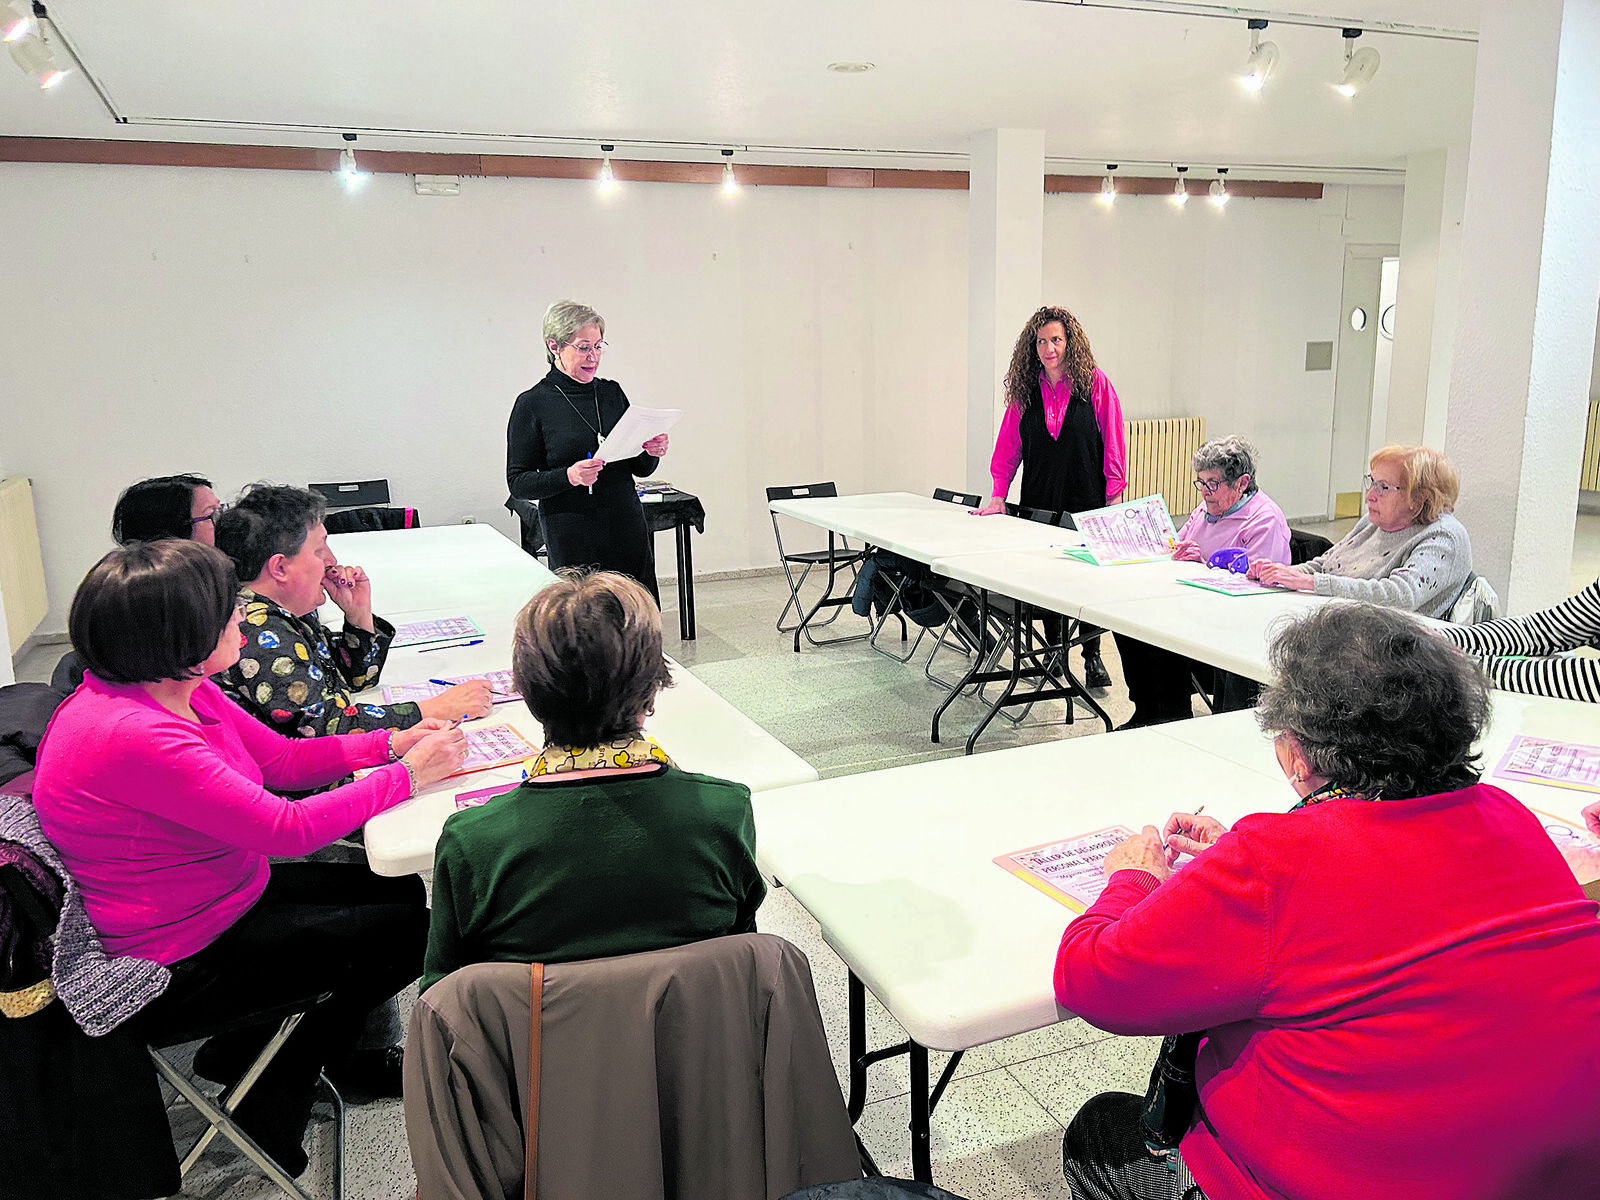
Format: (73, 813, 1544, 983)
(596, 406, 683, 463)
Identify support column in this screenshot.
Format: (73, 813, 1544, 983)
(967, 129, 1044, 496)
(1388, 145, 1467, 447)
(1444, 0, 1600, 612)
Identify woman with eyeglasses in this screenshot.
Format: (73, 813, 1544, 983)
(974, 306, 1128, 690)
(506, 300, 668, 602)
(1056, 604, 1600, 1200)
(111, 473, 226, 547)
(1115, 435, 1290, 727)
(1246, 444, 1471, 617)
(31, 539, 468, 1175)
(53, 474, 232, 692)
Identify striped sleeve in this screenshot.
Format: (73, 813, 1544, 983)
(1443, 577, 1600, 703)
(1443, 578, 1600, 657)
(1465, 652, 1600, 704)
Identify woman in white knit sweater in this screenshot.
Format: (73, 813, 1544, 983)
(1247, 445, 1471, 619)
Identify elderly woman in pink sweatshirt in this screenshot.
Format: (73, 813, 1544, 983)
(32, 539, 466, 1176)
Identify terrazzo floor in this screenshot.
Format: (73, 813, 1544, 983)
(12, 511, 1600, 1198)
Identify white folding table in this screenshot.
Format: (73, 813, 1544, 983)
(324, 525, 819, 876)
(753, 700, 1600, 1182)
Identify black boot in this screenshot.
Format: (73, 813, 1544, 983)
(1083, 649, 1113, 692)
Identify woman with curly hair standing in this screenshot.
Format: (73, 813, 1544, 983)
(976, 306, 1127, 688)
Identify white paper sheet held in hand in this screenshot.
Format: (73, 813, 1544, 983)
(1066, 494, 1178, 566)
(596, 406, 683, 463)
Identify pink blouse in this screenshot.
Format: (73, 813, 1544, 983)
(990, 367, 1127, 505)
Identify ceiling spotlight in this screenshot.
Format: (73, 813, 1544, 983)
(1171, 166, 1189, 207)
(598, 143, 616, 194)
(338, 133, 366, 190)
(1, 1, 35, 42)
(721, 148, 739, 196)
(1209, 168, 1230, 208)
(7, 28, 65, 88)
(1099, 164, 1117, 207)
(826, 61, 875, 74)
(1241, 18, 1278, 92)
(1337, 28, 1380, 97)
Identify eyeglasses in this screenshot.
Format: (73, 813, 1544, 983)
(1363, 474, 1401, 496)
(191, 503, 230, 527)
(564, 340, 608, 357)
(1193, 477, 1230, 495)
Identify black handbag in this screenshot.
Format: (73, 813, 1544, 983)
(1138, 1031, 1203, 1151)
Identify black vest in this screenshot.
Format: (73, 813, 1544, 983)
(1017, 379, 1105, 515)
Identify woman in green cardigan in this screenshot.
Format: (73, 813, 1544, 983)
(422, 571, 765, 992)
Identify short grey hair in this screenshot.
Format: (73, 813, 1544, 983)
(1256, 605, 1488, 800)
(1192, 435, 1260, 494)
(542, 300, 605, 366)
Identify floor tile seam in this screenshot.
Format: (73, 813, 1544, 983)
(859, 1058, 1022, 1108)
(1003, 1063, 1071, 1133)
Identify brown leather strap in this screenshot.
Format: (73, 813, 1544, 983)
(525, 961, 544, 1200)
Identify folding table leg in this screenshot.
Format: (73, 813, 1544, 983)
(845, 971, 962, 1185)
(931, 589, 992, 743)
(675, 519, 696, 640)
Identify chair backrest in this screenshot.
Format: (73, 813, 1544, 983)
(405, 933, 861, 1200)
(1288, 529, 1334, 566)
(766, 482, 839, 503)
(1005, 502, 1062, 525)
(932, 488, 982, 508)
(309, 479, 391, 510)
(1447, 572, 1502, 625)
(322, 506, 419, 535)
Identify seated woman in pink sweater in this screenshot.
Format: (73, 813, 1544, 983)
(32, 540, 466, 1176)
(1055, 604, 1600, 1200)
(1113, 435, 1290, 727)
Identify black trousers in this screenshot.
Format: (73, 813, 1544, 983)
(1063, 1092, 1206, 1200)
(1113, 634, 1259, 720)
(132, 862, 427, 1152)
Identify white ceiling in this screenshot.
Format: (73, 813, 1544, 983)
(0, 1, 1481, 176)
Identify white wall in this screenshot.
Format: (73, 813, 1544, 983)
(1045, 184, 1403, 520)
(1, 162, 1400, 635)
(0, 163, 971, 634)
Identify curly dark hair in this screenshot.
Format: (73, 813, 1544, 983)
(1256, 605, 1488, 800)
(1003, 306, 1098, 412)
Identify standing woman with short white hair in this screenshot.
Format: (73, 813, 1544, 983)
(507, 300, 669, 601)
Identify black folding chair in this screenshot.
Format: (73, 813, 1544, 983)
(931, 506, 1112, 752)
(310, 479, 419, 534)
(767, 483, 868, 650)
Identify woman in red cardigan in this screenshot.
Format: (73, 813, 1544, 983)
(1054, 604, 1600, 1200)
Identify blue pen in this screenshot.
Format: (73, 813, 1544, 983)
(428, 678, 454, 688)
(587, 452, 595, 495)
(418, 638, 483, 653)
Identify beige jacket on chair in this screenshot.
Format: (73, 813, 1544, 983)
(404, 933, 863, 1200)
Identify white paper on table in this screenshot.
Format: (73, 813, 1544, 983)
(595, 406, 683, 463)
(391, 616, 482, 647)
(1069, 495, 1178, 565)
(1177, 573, 1277, 597)
(1494, 736, 1600, 794)
(455, 724, 537, 775)
(383, 670, 520, 706)
(994, 825, 1137, 912)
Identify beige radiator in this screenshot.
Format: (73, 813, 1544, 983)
(1583, 400, 1600, 492)
(1124, 417, 1206, 518)
(0, 477, 49, 655)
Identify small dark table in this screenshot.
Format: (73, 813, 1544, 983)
(504, 490, 705, 640)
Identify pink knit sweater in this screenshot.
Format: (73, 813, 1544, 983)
(33, 674, 410, 963)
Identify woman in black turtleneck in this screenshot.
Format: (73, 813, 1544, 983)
(506, 300, 667, 600)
